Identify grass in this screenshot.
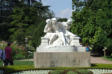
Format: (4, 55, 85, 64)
(1, 60, 112, 73)
(103, 56, 112, 61)
(91, 64, 112, 69)
(0, 60, 34, 66)
(0, 60, 35, 74)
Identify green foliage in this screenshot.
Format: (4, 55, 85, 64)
(49, 70, 63, 74)
(30, 21, 46, 47)
(57, 18, 67, 22)
(9, 1, 54, 48)
(76, 69, 93, 74)
(91, 64, 112, 69)
(0, 41, 26, 60)
(0, 0, 54, 49)
(0, 60, 33, 67)
(11, 43, 26, 60)
(1, 63, 112, 73)
(72, 0, 85, 11)
(0, 41, 7, 49)
(72, 0, 112, 55)
(49, 70, 93, 74)
(103, 56, 112, 61)
(0, 0, 26, 41)
(14, 54, 25, 60)
(1, 65, 34, 74)
(67, 71, 78, 74)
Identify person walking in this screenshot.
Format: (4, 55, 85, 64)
(0, 49, 6, 66)
(86, 44, 90, 52)
(0, 49, 2, 59)
(4, 42, 13, 66)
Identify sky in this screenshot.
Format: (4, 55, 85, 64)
(41, 0, 72, 19)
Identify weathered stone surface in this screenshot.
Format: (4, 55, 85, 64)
(34, 52, 90, 68)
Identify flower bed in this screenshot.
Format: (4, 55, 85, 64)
(1, 64, 112, 74)
(1, 69, 112, 74)
(11, 69, 112, 74)
(89, 69, 112, 74)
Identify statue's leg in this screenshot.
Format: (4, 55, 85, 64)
(58, 32, 67, 45)
(49, 34, 58, 44)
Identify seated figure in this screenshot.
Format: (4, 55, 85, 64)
(36, 18, 86, 52)
(43, 18, 79, 46)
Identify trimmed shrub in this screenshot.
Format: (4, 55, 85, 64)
(48, 70, 63, 74)
(67, 71, 78, 74)
(48, 70, 93, 74)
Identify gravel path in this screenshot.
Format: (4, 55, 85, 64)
(91, 56, 112, 64)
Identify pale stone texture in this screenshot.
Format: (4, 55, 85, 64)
(36, 18, 86, 52)
(34, 18, 90, 68)
(34, 52, 90, 68)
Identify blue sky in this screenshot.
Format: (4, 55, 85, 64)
(41, 0, 72, 19)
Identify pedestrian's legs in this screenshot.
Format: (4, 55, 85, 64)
(2, 60, 5, 66)
(9, 59, 13, 65)
(4, 59, 8, 66)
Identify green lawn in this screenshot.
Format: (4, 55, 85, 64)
(0, 60, 34, 73)
(103, 56, 112, 61)
(0, 60, 34, 66)
(1, 60, 112, 73)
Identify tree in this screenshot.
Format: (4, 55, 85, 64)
(72, 0, 112, 55)
(57, 18, 67, 22)
(9, 1, 54, 47)
(0, 0, 40, 41)
(72, 0, 85, 11)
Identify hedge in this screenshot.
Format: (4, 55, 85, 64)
(1, 64, 112, 73)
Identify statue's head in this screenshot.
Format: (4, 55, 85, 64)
(46, 19, 51, 24)
(67, 19, 72, 24)
(51, 18, 57, 24)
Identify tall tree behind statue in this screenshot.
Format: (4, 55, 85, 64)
(72, 0, 112, 55)
(0, 0, 37, 40)
(0, 0, 54, 48)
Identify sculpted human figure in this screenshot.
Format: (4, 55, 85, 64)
(51, 18, 69, 45)
(44, 19, 58, 45)
(36, 18, 85, 52)
(43, 18, 77, 46)
(44, 19, 54, 33)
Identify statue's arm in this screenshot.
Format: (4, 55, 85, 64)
(44, 24, 52, 33)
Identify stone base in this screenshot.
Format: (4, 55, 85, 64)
(34, 52, 90, 68)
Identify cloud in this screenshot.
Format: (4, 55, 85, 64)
(56, 8, 72, 18)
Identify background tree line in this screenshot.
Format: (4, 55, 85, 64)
(72, 0, 112, 56)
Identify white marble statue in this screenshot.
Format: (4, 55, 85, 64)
(36, 18, 86, 52)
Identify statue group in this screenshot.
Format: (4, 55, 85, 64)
(36, 18, 85, 52)
(34, 18, 90, 68)
(44, 18, 77, 46)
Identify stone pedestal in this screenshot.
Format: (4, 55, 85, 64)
(34, 52, 90, 68)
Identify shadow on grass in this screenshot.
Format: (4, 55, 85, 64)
(91, 64, 97, 67)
